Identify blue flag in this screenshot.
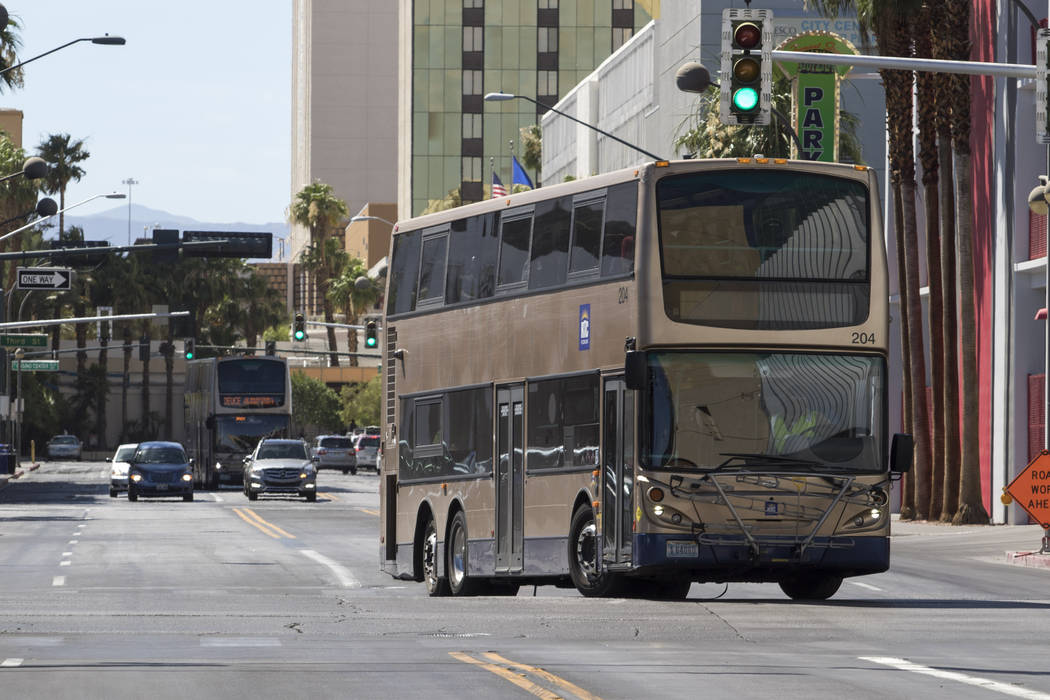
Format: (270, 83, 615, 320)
(512, 155, 534, 189)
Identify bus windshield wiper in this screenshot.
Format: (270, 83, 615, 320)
(717, 452, 824, 470)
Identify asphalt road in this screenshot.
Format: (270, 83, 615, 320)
(0, 460, 1047, 700)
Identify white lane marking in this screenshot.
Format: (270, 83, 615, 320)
(861, 657, 1050, 700)
(212, 494, 225, 503)
(1, 658, 23, 667)
(848, 580, 883, 592)
(52, 576, 65, 586)
(201, 638, 280, 647)
(299, 549, 361, 588)
(59, 560, 71, 567)
(62, 551, 72, 557)
(68, 540, 78, 545)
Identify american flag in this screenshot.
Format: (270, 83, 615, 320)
(491, 171, 507, 198)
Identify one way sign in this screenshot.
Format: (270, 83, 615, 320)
(17, 267, 72, 290)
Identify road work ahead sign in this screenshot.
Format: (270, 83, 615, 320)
(1005, 452, 1050, 528)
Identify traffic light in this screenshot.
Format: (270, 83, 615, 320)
(719, 8, 772, 126)
(364, 320, 378, 349)
(184, 338, 195, 360)
(265, 340, 276, 356)
(293, 313, 306, 341)
(139, 336, 149, 362)
(1038, 26, 1050, 144)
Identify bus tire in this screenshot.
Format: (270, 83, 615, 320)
(568, 504, 624, 597)
(423, 516, 450, 596)
(446, 510, 482, 596)
(778, 572, 843, 601)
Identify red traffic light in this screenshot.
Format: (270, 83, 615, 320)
(734, 22, 761, 50)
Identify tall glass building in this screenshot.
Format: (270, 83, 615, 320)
(398, 0, 655, 217)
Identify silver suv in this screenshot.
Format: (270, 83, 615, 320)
(354, 434, 380, 472)
(311, 435, 357, 474)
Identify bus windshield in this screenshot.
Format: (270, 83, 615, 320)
(643, 351, 885, 473)
(656, 170, 870, 330)
(216, 415, 291, 454)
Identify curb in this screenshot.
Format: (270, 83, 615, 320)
(1006, 551, 1050, 569)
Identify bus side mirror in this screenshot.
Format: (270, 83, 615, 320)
(625, 351, 647, 391)
(889, 433, 913, 473)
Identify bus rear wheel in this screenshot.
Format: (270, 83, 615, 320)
(778, 572, 843, 601)
(447, 510, 482, 596)
(568, 505, 624, 597)
(422, 517, 450, 597)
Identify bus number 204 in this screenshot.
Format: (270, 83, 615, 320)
(851, 331, 876, 345)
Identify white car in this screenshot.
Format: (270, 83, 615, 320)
(108, 443, 138, 497)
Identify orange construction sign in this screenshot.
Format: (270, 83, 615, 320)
(1005, 452, 1050, 528)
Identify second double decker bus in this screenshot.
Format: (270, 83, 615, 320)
(378, 158, 911, 600)
(184, 355, 293, 489)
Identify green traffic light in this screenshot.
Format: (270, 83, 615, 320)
(185, 352, 194, 360)
(294, 330, 305, 341)
(365, 336, 377, 348)
(732, 87, 759, 112)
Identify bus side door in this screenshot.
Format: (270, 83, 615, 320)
(495, 384, 525, 573)
(602, 376, 634, 567)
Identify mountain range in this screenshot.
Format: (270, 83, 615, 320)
(60, 204, 291, 262)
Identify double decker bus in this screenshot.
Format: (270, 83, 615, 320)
(184, 355, 293, 489)
(378, 158, 912, 600)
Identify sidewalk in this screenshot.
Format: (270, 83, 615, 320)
(0, 461, 41, 489)
(891, 516, 1050, 570)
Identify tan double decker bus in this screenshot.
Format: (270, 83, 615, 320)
(378, 158, 912, 600)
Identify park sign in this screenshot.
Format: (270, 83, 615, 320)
(0, 333, 47, 348)
(17, 266, 72, 291)
(11, 359, 58, 372)
(1004, 452, 1050, 528)
(775, 31, 858, 162)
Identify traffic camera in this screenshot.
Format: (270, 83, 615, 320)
(293, 312, 306, 341)
(719, 8, 772, 126)
(365, 320, 378, 349)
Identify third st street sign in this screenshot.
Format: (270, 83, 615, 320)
(17, 267, 72, 290)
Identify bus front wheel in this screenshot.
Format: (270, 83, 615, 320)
(778, 572, 843, 601)
(422, 517, 450, 597)
(568, 505, 624, 597)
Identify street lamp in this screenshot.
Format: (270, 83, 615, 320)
(0, 34, 126, 77)
(0, 197, 57, 228)
(122, 178, 138, 245)
(0, 192, 125, 246)
(483, 91, 664, 162)
(349, 215, 396, 227)
(0, 156, 47, 185)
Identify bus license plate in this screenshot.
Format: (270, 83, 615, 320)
(666, 541, 698, 558)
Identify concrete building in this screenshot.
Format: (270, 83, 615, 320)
(397, 0, 656, 218)
(0, 109, 23, 148)
(345, 202, 397, 271)
(290, 0, 399, 267)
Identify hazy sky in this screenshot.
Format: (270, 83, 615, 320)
(5, 1, 291, 224)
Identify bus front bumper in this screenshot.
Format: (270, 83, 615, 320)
(632, 532, 890, 581)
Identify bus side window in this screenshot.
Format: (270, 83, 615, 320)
(568, 199, 604, 274)
(601, 181, 638, 277)
(497, 213, 533, 288)
(529, 196, 571, 290)
(388, 230, 422, 315)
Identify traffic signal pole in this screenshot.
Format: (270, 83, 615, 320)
(771, 49, 1039, 80)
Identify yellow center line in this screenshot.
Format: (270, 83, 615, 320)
(449, 652, 564, 700)
(360, 508, 380, 516)
(232, 507, 280, 539)
(482, 652, 601, 700)
(235, 507, 297, 539)
(319, 492, 339, 502)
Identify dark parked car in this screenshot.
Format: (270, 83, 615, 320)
(311, 435, 357, 474)
(128, 441, 194, 502)
(243, 439, 317, 502)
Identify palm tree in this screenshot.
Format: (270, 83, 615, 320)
(288, 182, 349, 367)
(947, 0, 988, 525)
(328, 256, 379, 367)
(238, 269, 288, 350)
(36, 134, 90, 236)
(914, 7, 946, 518)
(0, 13, 25, 93)
(0, 136, 42, 290)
